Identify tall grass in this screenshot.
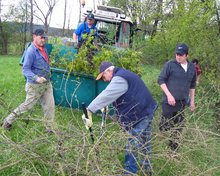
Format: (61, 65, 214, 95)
(0, 55, 220, 176)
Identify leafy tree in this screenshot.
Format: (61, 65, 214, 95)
(143, 0, 219, 77)
(0, 0, 31, 54)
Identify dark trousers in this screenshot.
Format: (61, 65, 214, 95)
(125, 116, 153, 174)
(159, 101, 185, 151)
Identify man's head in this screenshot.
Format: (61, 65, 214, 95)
(96, 61, 114, 82)
(33, 29, 48, 38)
(192, 59, 199, 65)
(87, 13, 95, 25)
(33, 29, 47, 47)
(175, 43, 188, 55)
(175, 43, 189, 64)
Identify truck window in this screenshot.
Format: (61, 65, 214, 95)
(96, 21, 120, 45)
(117, 22, 131, 48)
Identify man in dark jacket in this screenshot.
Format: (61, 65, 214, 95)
(82, 61, 158, 175)
(158, 43, 196, 151)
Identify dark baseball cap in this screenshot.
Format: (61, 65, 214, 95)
(33, 29, 48, 37)
(87, 13, 95, 20)
(96, 62, 113, 80)
(175, 43, 188, 55)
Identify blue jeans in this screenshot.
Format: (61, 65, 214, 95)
(125, 115, 153, 174)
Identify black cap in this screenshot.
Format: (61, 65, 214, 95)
(175, 43, 188, 55)
(87, 13, 95, 20)
(96, 62, 113, 80)
(33, 29, 48, 37)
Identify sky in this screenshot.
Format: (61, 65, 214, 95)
(1, 0, 99, 29)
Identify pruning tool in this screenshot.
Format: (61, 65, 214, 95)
(100, 106, 107, 137)
(82, 102, 94, 144)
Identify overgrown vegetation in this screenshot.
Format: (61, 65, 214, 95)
(108, 0, 220, 81)
(1, 0, 220, 175)
(2, 0, 220, 81)
(50, 36, 143, 78)
(0, 56, 220, 176)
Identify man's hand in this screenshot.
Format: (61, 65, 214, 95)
(101, 106, 108, 114)
(190, 101, 195, 112)
(73, 41, 78, 48)
(36, 77, 47, 84)
(82, 110, 93, 130)
(160, 84, 176, 106)
(167, 94, 176, 106)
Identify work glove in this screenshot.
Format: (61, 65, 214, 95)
(82, 110, 93, 130)
(36, 76, 47, 83)
(101, 106, 108, 114)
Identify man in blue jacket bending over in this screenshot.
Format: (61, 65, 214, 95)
(82, 61, 158, 175)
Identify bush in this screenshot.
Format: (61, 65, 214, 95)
(50, 36, 144, 78)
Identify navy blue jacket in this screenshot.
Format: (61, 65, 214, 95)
(158, 59, 196, 102)
(113, 68, 158, 130)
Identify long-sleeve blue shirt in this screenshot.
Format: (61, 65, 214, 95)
(22, 43, 51, 84)
(74, 22, 98, 42)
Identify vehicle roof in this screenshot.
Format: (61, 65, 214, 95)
(83, 5, 133, 24)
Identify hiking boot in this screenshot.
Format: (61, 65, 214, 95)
(2, 121, 12, 130)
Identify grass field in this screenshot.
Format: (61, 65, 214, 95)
(0, 55, 220, 176)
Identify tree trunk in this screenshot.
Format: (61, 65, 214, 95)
(79, 0, 82, 24)
(0, 18, 8, 55)
(150, 0, 163, 38)
(1, 35, 8, 55)
(23, 0, 28, 51)
(62, 0, 67, 36)
(30, 0, 33, 40)
(215, 1, 220, 36)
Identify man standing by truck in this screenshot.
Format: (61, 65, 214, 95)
(73, 13, 98, 48)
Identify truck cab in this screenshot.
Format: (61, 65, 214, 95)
(83, 5, 133, 48)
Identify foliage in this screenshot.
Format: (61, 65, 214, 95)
(49, 44, 76, 69)
(112, 48, 143, 76)
(140, 0, 220, 79)
(1, 56, 220, 176)
(0, 0, 33, 55)
(107, 0, 220, 81)
(70, 44, 143, 77)
(50, 35, 143, 77)
(107, 0, 148, 25)
(0, 22, 10, 55)
(67, 35, 99, 76)
(2, 0, 220, 82)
